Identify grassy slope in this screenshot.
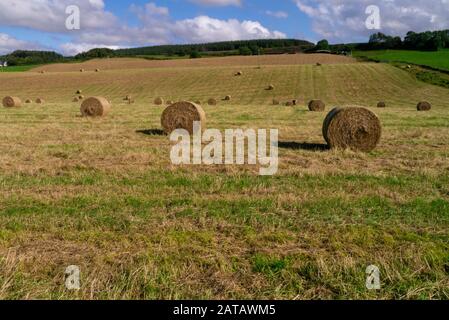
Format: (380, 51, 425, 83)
(0, 65, 41, 72)
(354, 49, 449, 71)
(0, 62, 448, 299)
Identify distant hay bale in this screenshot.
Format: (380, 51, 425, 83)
(154, 97, 164, 105)
(79, 95, 84, 100)
(95, 68, 100, 72)
(266, 84, 275, 91)
(208, 98, 217, 106)
(25, 99, 32, 104)
(272, 99, 280, 105)
(285, 101, 293, 107)
(73, 97, 79, 102)
(308, 99, 326, 112)
(323, 107, 382, 152)
(417, 101, 431, 111)
(80, 97, 111, 117)
(292, 99, 298, 106)
(76, 90, 82, 94)
(80, 69, 85, 73)
(377, 101, 386, 108)
(161, 101, 206, 135)
(35, 98, 44, 104)
(124, 95, 132, 101)
(316, 62, 322, 66)
(40, 71, 45, 74)
(235, 71, 243, 76)
(224, 95, 232, 101)
(2, 96, 22, 108)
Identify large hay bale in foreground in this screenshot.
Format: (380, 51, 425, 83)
(208, 98, 217, 106)
(308, 99, 326, 112)
(417, 101, 431, 111)
(323, 107, 382, 152)
(161, 101, 206, 135)
(35, 98, 45, 104)
(154, 97, 164, 105)
(2, 96, 22, 108)
(80, 97, 111, 117)
(377, 101, 386, 108)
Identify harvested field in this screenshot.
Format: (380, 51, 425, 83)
(0, 60, 449, 300)
(31, 54, 355, 73)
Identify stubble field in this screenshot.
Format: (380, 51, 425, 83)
(0, 54, 448, 299)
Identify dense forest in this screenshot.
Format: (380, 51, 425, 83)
(2, 30, 449, 66)
(0, 50, 64, 66)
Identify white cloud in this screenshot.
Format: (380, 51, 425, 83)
(60, 43, 122, 56)
(189, 0, 242, 6)
(172, 16, 286, 43)
(265, 10, 288, 19)
(295, 0, 449, 42)
(0, 0, 117, 33)
(0, 33, 44, 55)
(0, 0, 286, 55)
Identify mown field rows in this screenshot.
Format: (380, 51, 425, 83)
(0, 59, 448, 299)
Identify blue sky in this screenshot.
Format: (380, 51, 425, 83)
(1, 0, 448, 56)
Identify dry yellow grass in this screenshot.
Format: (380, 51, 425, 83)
(0, 59, 448, 300)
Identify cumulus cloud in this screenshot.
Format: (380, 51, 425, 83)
(172, 16, 286, 43)
(189, 0, 242, 6)
(0, 33, 44, 55)
(295, 0, 449, 42)
(0, 0, 117, 33)
(265, 10, 289, 19)
(0, 0, 286, 55)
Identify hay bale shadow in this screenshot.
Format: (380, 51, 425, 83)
(279, 141, 329, 152)
(136, 129, 167, 136)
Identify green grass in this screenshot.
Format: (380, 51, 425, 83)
(0, 65, 41, 72)
(0, 61, 448, 299)
(354, 49, 449, 71)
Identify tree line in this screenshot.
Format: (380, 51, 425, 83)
(0, 50, 64, 66)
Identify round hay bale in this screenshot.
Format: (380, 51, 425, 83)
(124, 95, 132, 101)
(285, 101, 293, 107)
(292, 99, 298, 106)
(76, 90, 82, 94)
(323, 107, 382, 152)
(2, 96, 22, 108)
(95, 69, 100, 72)
(154, 97, 164, 105)
(40, 71, 45, 74)
(316, 62, 322, 67)
(35, 98, 44, 104)
(25, 99, 32, 104)
(80, 69, 85, 73)
(208, 98, 217, 106)
(73, 97, 79, 102)
(80, 97, 111, 117)
(377, 101, 386, 108)
(417, 101, 431, 111)
(308, 99, 326, 112)
(79, 95, 84, 100)
(235, 71, 243, 76)
(272, 99, 280, 105)
(224, 95, 232, 101)
(266, 84, 275, 91)
(161, 101, 206, 135)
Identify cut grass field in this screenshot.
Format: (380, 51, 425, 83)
(0, 55, 448, 299)
(354, 49, 449, 71)
(0, 65, 41, 73)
